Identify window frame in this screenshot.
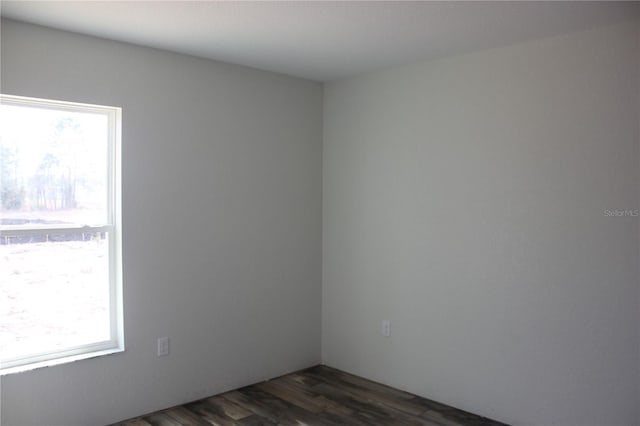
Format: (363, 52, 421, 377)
(0, 94, 124, 374)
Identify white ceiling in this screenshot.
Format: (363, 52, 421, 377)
(1, 1, 638, 82)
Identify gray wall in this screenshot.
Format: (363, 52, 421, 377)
(323, 21, 639, 426)
(1, 19, 322, 426)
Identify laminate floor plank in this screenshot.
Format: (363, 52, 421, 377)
(163, 407, 212, 426)
(111, 366, 508, 426)
(302, 382, 430, 426)
(184, 399, 237, 425)
(295, 371, 431, 423)
(143, 412, 183, 426)
(203, 395, 255, 420)
(112, 420, 153, 426)
(239, 386, 344, 426)
(256, 381, 325, 413)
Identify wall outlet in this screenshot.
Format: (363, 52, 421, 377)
(157, 336, 169, 356)
(381, 320, 391, 337)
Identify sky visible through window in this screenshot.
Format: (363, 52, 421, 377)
(0, 103, 108, 225)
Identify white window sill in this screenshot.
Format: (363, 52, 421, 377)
(1, 347, 124, 376)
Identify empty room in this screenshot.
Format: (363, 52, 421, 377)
(0, 2, 639, 425)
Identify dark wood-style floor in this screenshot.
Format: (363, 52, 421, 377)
(112, 365, 507, 426)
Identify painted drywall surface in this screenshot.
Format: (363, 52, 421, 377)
(0, 19, 322, 426)
(637, 22, 640, 418)
(323, 21, 639, 426)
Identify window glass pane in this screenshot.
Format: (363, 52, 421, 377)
(0, 104, 109, 227)
(0, 234, 111, 361)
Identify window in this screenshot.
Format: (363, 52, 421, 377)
(0, 94, 123, 373)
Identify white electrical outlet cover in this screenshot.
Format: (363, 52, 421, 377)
(157, 336, 169, 356)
